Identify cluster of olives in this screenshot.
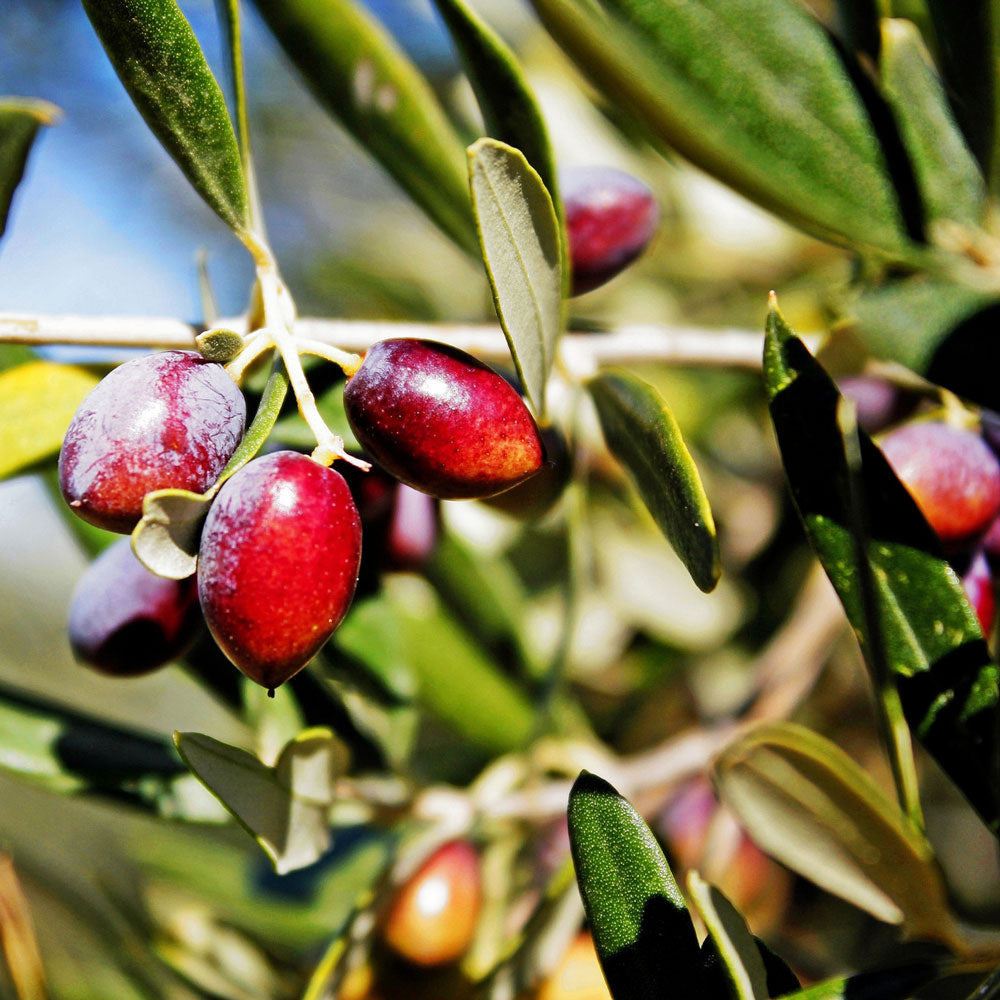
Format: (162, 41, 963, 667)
(59, 166, 660, 691)
(841, 376, 1000, 635)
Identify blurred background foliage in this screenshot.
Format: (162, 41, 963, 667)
(4, 0, 1000, 998)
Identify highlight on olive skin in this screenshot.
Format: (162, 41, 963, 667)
(58, 350, 246, 533)
(197, 450, 362, 693)
(879, 421, 1000, 552)
(68, 537, 202, 676)
(560, 165, 660, 295)
(380, 839, 483, 967)
(344, 338, 544, 500)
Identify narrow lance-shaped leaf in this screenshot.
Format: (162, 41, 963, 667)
(589, 370, 719, 593)
(880, 19, 986, 227)
(469, 138, 563, 417)
(249, 0, 477, 255)
(780, 963, 943, 1000)
(712, 722, 956, 941)
(0, 362, 98, 480)
(763, 300, 1000, 834)
(81, 0, 249, 234)
(568, 770, 704, 1000)
(0, 98, 60, 241)
(431, 0, 561, 213)
(528, 0, 918, 260)
(175, 728, 349, 874)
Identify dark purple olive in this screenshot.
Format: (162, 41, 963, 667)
(560, 165, 660, 295)
(59, 350, 246, 533)
(68, 538, 201, 675)
(197, 451, 362, 692)
(880, 421, 1000, 552)
(343, 339, 544, 500)
(837, 375, 917, 434)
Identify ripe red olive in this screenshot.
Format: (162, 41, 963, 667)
(59, 350, 246, 533)
(381, 840, 482, 967)
(880, 421, 1000, 552)
(343, 339, 544, 500)
(68, 537, 201, 675)
(961, 549, 995, 635)
(197, 451, 362, 692)
(561, 165, 660, 295)
(483, 423, 571, 519)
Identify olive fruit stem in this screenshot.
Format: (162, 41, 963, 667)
(296, 337, 363, 376)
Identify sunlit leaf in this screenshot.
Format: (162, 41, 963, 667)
(713, 722, 956, 940)
(764, 301, 1000, 834)
(589, 370, 719, 593)
(528, 0, 917, 259)
(469, 138, 563, 416)
(249, 0, 476, 254)
(880, 19, 986, 227)
(175, 728, 348, 874)
(82, 0, 249, 233)
(568, 770, 703, 1000)
(0, 97, 60, 241)
(0, 361, 98, 480)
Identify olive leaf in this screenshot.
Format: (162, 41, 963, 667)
(0, 362, 98, 480)
(880, 19, 986, 228)
(687, 872, 768, 1000)
(0, 97, 60, 241)
(568, 770, 704, 1000)
(469, 138, 563, 417)
(781, 963, 943, 1000)
(528, 0, 919, 260)
(713, 722, 957, 941)
(834, 0, 880, 60)
(588, 370, 720, 593)
(81, 0, 249, 234)
(249, 0, 476, 254)
(132, 366, 287, 579)
(764, 301, 1000, 835)
(175, 728, 349, 874)
(431, 0, 560, 211)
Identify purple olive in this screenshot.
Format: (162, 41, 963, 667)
(59, 350, 246, 533)
(197, 451, 362, 692)
(343, 339, 544, 500)
(961, 549, 995, 635)
(68, 538, 201, 675)
(836, 375, 917, 434)
(560, 165, 660, 295)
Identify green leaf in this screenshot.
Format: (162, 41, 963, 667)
(131, 365, 286, 578)
(880, 19, 986, 228)
(924, 0, 997, 181)
(780, 962, 942, 1000)
(469, 137, 563, 417)
(0, 362, 99, 480)
(431, 0, 560, 210)
(713, 722, 955, 941)
(212, 0, 250, 164)
(764, 302, 1000, 834)
(588, 370, 720, 593)
(568, 770, 703, 1000)
(249, 0, 477, 254)
(0, 98, 60, 241)
(81, 0, 249, 233)
(687, 872, 768, 1000)
(528, 0, 917, 258)
(175, 728, 349, 874)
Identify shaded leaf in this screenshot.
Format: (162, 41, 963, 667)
(713, 722, 955, 940)
(781, 962, 942, 1000)
(131, 365, 287, 578)
(568, 770, 703, 1000)
(0, 97, 60, 241)
(431, 0, 560, 207)
(764, 302, 1000, 834)
(589, 370, 719, 593)
(880, 19, 986, 227)
(0, 361, 98, 480)
(175, 728, 348, 874)
(469, 138, 563, 417)
(834, 0, 881, 60)
(249, 0, 476, 254)
(81, 0, 249, 233)
(924, 0, 997, 180)
(528, 0, 916, 258)
(687, 871, 768, 1000)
